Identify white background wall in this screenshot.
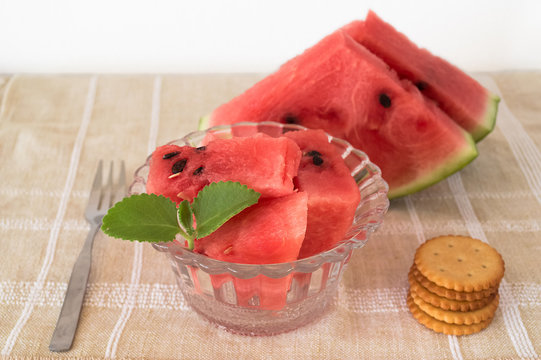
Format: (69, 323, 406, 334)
(0, 0, 540, 73)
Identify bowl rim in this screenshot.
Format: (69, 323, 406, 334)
(130, 121, 389, 278)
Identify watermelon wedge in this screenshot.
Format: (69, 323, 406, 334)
(194, 192, 308, 264)
(195, 192, 308, 310)
(284, 129, 360, 258)
(343, 11, 500, 142)
(146, 134, 301, 202)
(207, 30, 478, 199)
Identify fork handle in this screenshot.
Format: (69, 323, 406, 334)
(49, 222, 99, 352)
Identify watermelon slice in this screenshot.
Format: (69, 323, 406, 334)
(146, 134, 301, 202)
(194, 192, 308, 264)
(343, 11, 500, 142)
(284, 129, 360, 258)
(195, 192, 308, 310)
(207, 30, 478, 199)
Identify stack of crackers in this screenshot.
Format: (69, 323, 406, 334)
(407, 235, 505, 335)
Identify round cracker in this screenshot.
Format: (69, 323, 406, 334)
(408, 268, 497, 311)
(410, 290, 499, 325)
(411, 265, 497, 301)
(414, 236, 504, 292)
(407, 292, 494, 336)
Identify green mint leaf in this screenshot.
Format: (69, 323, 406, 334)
(192, 181, 261, 238)
(101, 182, 260, 248)
(178, 200, 195, 236)
(178, 199, 195, 250)
(101, 193, 180, 243)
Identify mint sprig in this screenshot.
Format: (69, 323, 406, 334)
(101, 193, 180, 243)
(191, 181, 262, 238)
(101, 181, 261, 250)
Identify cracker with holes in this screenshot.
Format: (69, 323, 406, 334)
(408, 268, 497, 311)
(414, 235, 505, 292)
(407, 292, 495, 336)
(411, 264, 497, 301)
(410, 290, 499, 325)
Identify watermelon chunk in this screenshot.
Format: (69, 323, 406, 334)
(343, 11, 499, 142)
(195, 192, 308, 310)
(194, 192, 307, 264)
(208, 30, 478, 199)
(146, 134, 301, 202)
(284, 129, 360, 258)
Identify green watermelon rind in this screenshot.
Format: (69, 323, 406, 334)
(388, 133, 478, 199)
(471, 93, 500, 142)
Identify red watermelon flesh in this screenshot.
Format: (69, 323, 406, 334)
(284, 129, 360, 258)
(146, 134, 301, 203)
(208, 30, 478, 199)
(194, 192, 307, 264)
(343, 11, 499, 142)
(195, 192, 308, 310)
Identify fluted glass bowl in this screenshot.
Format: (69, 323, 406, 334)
(129, 121, 389, 335)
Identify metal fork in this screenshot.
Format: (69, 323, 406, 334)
(49, 160, 126, 352)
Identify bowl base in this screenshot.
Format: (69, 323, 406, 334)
(181, 284, 337, 336)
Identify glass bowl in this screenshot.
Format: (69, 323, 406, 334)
(129, 121, 389, 336)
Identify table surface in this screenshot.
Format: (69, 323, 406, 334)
(0, 72, 540, 359)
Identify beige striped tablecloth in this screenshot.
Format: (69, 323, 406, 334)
(0, 72, 540, 359)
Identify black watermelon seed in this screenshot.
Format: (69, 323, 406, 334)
(196, 146, 206, 152)
(379, 93, 392, 108)
(283, 114, 299, 124)
(312, 155, 324, 166)
(162, 151, 180, 159)
(172, 159, 187, 174)
(306, 150, 322, 157)
(192, 166, 204, 176)
(415, 81, 428, 91)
